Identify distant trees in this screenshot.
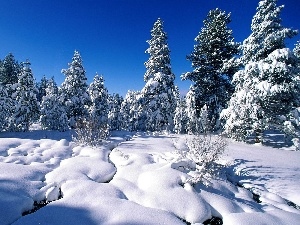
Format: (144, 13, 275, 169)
(174, 95, 188, 134)
(121, 90, 142, 131)
(0, 0, 299, 147)
(36, 75, 49, 102)
(108, 93, 123, 131)
(182, 8, 239, 131)
(40, 77, 69, 131)
(221, 0, 299, 142)
(0, 83, 11, 130)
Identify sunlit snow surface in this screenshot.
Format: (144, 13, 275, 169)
(0, 130, 299, 225)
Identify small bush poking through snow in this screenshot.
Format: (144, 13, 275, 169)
(72, 117, 109, 146)
(178, 134, 228, 185)
(292, 138, 300, 151)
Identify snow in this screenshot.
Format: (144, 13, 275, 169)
(0, 130, 300, 224)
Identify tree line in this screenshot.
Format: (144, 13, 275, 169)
(0, 0, 299, 144)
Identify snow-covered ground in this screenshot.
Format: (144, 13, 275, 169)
(0, 130, 299, 225)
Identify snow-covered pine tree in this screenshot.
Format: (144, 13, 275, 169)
(0, 53, 21, 86)
(222, 0, 299, 142)
(0, 83, 12, 131)
(185, 86, 200, 134)
(174, 95, 188, 134)
(182, 8, 239, 130)
(120, 90, 142, 131)
(60, 50, 90, 128)
(40, 77, 69, 131)
(88, 73, 109, 129)
(294, 41, 300, 59)
(222, 49, 299, 141)
(108, 93, 123, 131)
(9, 60, 39, 131)
(241, 0, 298, 65)
(142, 18, 177, 131)
(291, 41, 300, 130)
(48, 76, 58, 94)
(36, 75, 48, 103)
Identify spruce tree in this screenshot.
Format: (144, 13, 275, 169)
(60, 50, 90, 127)
(241, 0, 298, 64)
(9, 60, 39, 131)
(174, 95, 188, 134)
(0, 53, 21, 86)
(142, 18, 177, 131)
(121, 90, 142, 131)
(88, 73, 109, 129)
(222, 49, 299, 141)
(108, 93, 123, 131)
(185, 86, 200, 134)
(40, 78, 69, 131)
(221, 0, 299, 142)
(36, 75, 48, 102)
(0, 83, 12, 131)
(182, 8, 239, 130)
(294, 41, 300, 62)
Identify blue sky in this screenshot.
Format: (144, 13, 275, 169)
(0, 0, 299, 96)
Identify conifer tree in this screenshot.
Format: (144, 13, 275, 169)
(174, 95, 188, 134)
(36, 75, 48, 102)
(60, 51, 90, 127)
(9, 60, 39, 131)
(221, 0, 299, 142)
(185, 86, 200, 134)
(182, 8, 239, 130)
(241, 0, 298, 64)
(294, 41, 300, 61)
(0, 53, 21, 86)
(108, 93, 123, 131)
(40, 78, 69, 131)
(121, 90, 142, 131)
(0, 83, 12, 131)
(142, 18, 177, 131)
(222, 49, 299, 141)
(88, 73, 109, 129)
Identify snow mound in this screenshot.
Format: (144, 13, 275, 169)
(0, 131, 299, 225)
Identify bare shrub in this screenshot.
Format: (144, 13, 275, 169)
(174, 134, 227, 186)
(72, 117, 109, 147)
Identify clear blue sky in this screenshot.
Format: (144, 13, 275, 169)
(0, 0, 299, 96)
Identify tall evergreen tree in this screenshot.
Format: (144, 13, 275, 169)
(9, 60, 39, 131)
(222, 48, 299, 141)
(88, 73, 109, 129)
(144, 18, 172, 82)
(40, 78, 68, 131)
(221, 0, 299, 142)
(142, 18, 177, 131)
(182, 8, 239, 130)
(60, 50, 90, 127)
(241, 0, 298, 64)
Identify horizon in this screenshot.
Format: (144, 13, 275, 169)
(1, 0, 299, 96)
